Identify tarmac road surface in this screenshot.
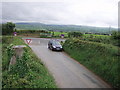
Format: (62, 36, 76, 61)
(23, 38, 111, 88)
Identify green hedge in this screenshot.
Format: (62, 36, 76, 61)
(63, 38, 120, 88)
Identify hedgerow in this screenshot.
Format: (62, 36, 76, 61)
(63, 38, 120, 89)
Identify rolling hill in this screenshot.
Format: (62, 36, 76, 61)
(15, 22, 117, 34)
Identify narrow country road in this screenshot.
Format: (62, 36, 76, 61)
(23, 38, 111, 88)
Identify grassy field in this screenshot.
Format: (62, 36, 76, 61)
(17, 30, 110, 39)
(17, 30, 68, 38)
(79, 34, 113, 45)
(53, 32, 109, 38)
(39, 31, 68, 38)
(53, 32, 68, 37)
(84, 34, 110, 37)
(53, 32, 110, 39)
(2, 36, 57, 88)
(63, 38, 120, 89)
(18, 33, 40, 38)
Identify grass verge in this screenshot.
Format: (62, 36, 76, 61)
(63, 38, 120, 89)
(2, 36, 57, 88)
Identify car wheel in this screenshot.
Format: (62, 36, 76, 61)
(51, 47, 54, 51)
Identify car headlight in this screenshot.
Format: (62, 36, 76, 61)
(53, 46, 56, 48)
(60, 46, 62, 48)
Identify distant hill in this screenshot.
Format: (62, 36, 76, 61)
(15, 22, 117, 34)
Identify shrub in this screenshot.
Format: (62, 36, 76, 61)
(111, 31, 120, 47)
(68, 32, 83, 38)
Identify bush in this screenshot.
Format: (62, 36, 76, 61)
(111, 31, 120, 47)
(2, 22, 15, 35)
(2, 36, 14, 71)
(68, 32, 83, 38)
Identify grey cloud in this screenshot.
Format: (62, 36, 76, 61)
(2, 1, 118, 27)
(2, 2, 67, 22)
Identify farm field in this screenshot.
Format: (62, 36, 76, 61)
(53, 32, 68, 38)
(84, 34, 110, 37)
(16, 29, 111, 39)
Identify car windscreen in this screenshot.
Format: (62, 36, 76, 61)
(53, 41, 61, 45)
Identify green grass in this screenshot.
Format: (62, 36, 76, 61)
(39, 32, 68, 38)
(63, 38, 120, 89)
(2, 36, 57, 88)
(80, 34, 112, 45)
(84, 34, 110, 37)
(53, 32, 68, 38)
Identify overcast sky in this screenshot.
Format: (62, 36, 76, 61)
(1, 0, 119, 28)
